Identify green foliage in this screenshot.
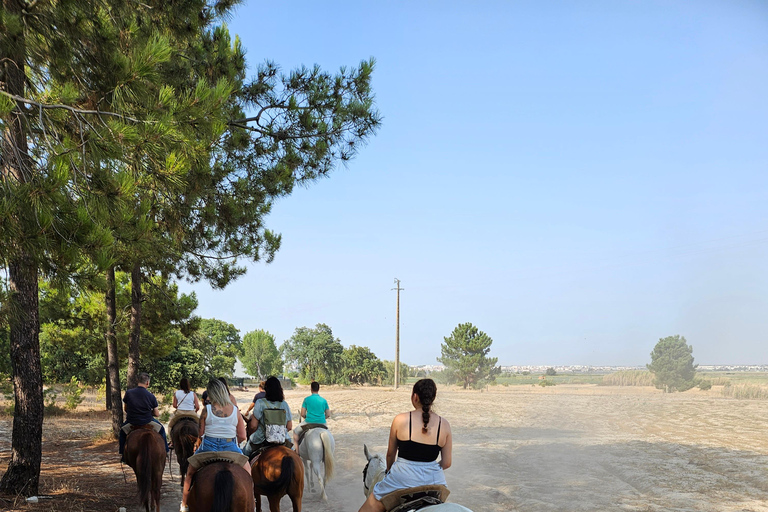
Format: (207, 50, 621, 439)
(539, 379, 557, 387)
(545, 367, 557, 376)
(63, 376, 84, 411)
(43, 388, 61, 416)
(144, 344, 207, 393)
(281, 324, 344, 384)
(192, 319, 242, 378)
(697, 380, 712, 391)
(647, 335, 698, 393)
(343, 346, 385, 385)
(437, 323, 501, 389)
(382, 360, 410, 386)
(242, 329, 283, 380)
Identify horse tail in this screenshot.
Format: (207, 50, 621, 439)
(211, 467, 235, 512)
(135, 435, 154, 508)
(264, 454, 294, 495)
(320, 431, 334, 482)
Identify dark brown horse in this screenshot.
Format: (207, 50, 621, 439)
(124, 426, 166, 512)
(251, 445, 303, 512)
(245, 412, 257, 440)
(188, 462, 254, 512)
(171, 416, 199, 487)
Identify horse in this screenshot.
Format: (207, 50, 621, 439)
(171, 416, 199, 487)
(298, 428, 335, 501)
(187, 461, 254, 512)
(245, 412, 257, 440)
(123, 426, 167, 512)
(362, 445, 473, 512)
(251, 445, 304, 512)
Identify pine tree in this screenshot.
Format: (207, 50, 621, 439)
(438, 323, 501, 389)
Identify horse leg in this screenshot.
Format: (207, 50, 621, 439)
(304, 459, 313, 492)
(267, 494, 282, 512)
(255, 492, 262, 512)
(289, 479, 303, 512)
(315, 462, 326, 501)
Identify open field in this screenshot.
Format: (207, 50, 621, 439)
(1, 383, 768, 511)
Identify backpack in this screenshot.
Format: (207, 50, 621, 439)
(258, 399, 287, 443)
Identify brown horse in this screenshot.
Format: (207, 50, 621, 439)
(124, 426, 166, 512)
(188, 462, 254, 512)
(171, 417, 199, 488)
(245, 412, 257, 440)
(251, 445, 304, 512)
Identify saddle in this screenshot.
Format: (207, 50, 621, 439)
(122, 422, 162, 436)
(381, 485, 450, 512)
(187, 451, 249, 470)
(296, 423, 328, 446)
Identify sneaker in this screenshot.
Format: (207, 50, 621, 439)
(180, 504, 189, 512)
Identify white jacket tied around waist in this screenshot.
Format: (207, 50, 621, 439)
(204, 404, 239, 438)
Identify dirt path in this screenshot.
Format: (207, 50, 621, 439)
(2, 384, 767, 511)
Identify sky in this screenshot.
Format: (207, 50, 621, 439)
(179, 0, 768, 367)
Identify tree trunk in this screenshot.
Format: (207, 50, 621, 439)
(0, 257, 43, 496)
(0, 0, 43, 495)
(105, 362, 111, 410)
(105, 266, 123, 436)
(126, 263, 142, 389)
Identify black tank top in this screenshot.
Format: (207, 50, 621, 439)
(397, 412, 442, 462)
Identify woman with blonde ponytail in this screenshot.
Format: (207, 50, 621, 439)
(358, 378, 452, 512)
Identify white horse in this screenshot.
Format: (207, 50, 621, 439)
(362, 445, 473, 512)
(298, 427, 335, 501)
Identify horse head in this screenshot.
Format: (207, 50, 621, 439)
(362, 444, 387, 498)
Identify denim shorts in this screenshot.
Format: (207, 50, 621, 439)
(196, 436, 243, 455)
(373, 458, 446, 500)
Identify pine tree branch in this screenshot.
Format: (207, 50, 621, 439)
(0, 91, 147, 124)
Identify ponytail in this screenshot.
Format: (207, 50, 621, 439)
(412, 378, 437, 433)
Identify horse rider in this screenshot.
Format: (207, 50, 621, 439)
(167, 377, 200, 450)
(293, 380, 331, 453)
(244, 380, 266, 417)
(358, 378, 453, 512)
(119, 372, 169, 460)
(243, 376, 293, 457)
(180, 378, 250, 512)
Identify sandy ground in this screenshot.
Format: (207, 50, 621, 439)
(2, 384, 768, 511)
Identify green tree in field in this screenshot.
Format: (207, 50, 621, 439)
(343, 345, 385, 385)
(647, 335, 697, 392)
(382, 360, 410, 386)
(438, 322, 501, 389)
(242, 329, 283, 380)
(545, 367, 557, 376)
(192, 319, 242, 378)
(281, 324, 344, 384)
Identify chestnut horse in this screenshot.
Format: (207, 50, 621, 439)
(251, 445, 304, 512)
(171, 417, 199, 488)
(188, 462, 254, 512)
(124, 427, 166, 512)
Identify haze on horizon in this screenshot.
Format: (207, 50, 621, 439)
(180, 1, 768, 368)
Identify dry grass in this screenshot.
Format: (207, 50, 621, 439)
(600, 370, 655, 386)
(721, 383, 768, 400)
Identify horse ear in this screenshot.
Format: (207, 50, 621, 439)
(364, 444, 371, 461)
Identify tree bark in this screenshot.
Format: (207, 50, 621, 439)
(105, 266, 123, 436)
(0, 0, 43, 495)
(126, 263, 142, 389)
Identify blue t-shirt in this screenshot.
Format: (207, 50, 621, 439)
(301, 394, 329, 424)
(123, 386, 158, 425)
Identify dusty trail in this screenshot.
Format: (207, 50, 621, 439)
(1, 384, 767, 511)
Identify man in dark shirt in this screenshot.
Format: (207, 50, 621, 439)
(119, 372, 168, 457)
(244, 381, 266, 416)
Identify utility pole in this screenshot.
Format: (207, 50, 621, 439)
(392, 278, 404, 389)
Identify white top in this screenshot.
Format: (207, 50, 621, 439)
(204, 404, 239, 438)
(175, 390, 196, 411)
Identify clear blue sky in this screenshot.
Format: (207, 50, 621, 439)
(179, 1, 768, 367)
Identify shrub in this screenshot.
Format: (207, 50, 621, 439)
(538, 379, 556, 387)
(64, 376, 84, 411)
(697, 380, 712, 391)
(160, 410, 171, 423)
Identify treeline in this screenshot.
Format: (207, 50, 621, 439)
(0, 0, 380, 494)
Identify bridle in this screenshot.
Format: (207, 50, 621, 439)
(362, 455, 385, 495)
